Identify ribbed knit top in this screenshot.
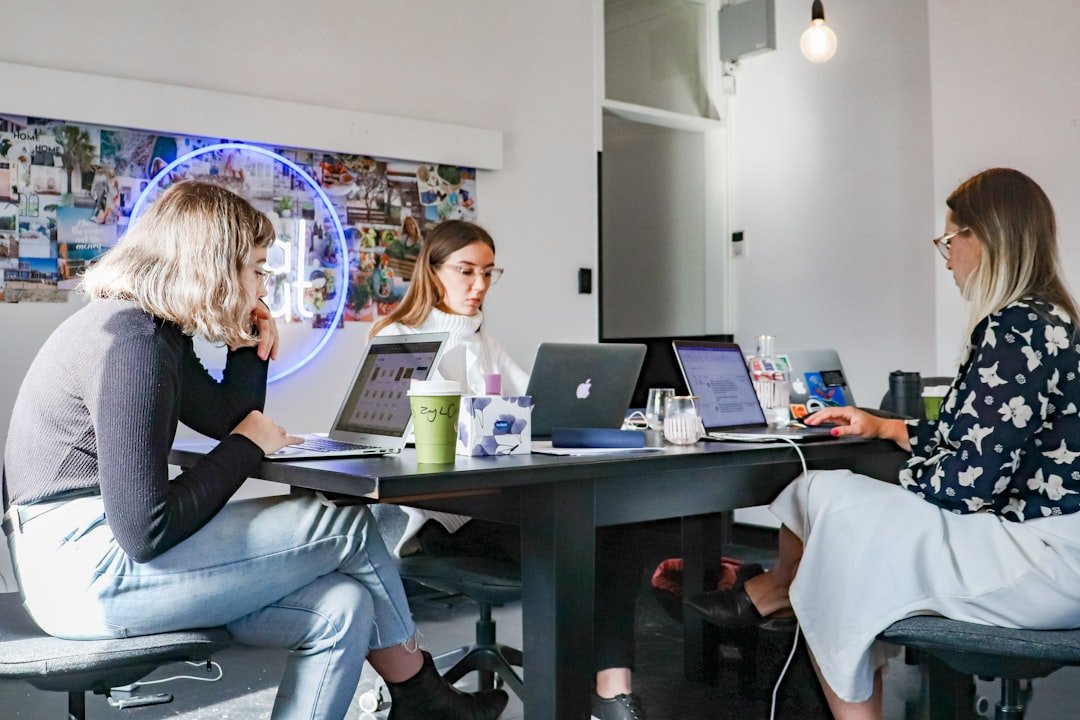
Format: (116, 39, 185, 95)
(378, 308, 529, 396)
(3, 299, 265, 562)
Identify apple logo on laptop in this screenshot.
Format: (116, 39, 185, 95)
(576, 379, 592, 399)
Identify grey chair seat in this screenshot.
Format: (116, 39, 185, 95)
(882, 616, 1080, 677)
(881, 616, 1080, 719)
(0, 592, 231, 716)
(398, 555, 521, 606)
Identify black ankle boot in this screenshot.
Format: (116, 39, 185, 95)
(386, 651, 509, 720)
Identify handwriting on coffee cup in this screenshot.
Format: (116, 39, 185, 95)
(416, 401, 459, 423)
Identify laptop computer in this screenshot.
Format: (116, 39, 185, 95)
(782, 348, 855, 416)
(672, 340, 835, 443)
(267, 332, 448, 460)
(526, 342, 647, 437)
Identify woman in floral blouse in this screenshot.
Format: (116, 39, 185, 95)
(687, 168, 1080, 718)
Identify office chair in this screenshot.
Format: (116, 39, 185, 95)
(881, 616, 1080, 719)
(876, 373, 1080, 718)
(0, 592, 231, 719)
(397, 555, 524, 700)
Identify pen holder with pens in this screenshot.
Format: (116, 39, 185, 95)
(456, 395, 534, 456)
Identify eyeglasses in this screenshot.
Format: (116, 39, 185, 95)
(255, 267, 274, 288)
(932, 227, 969, 261)
(437, 263, 504, 285)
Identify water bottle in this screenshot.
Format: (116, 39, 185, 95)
(749, 335, 791, 427)
(888, 370, 923, 419)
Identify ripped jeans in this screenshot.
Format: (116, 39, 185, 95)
(7, 493, 415, 720)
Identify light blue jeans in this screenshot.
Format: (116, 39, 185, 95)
(7, 493, 416, 720)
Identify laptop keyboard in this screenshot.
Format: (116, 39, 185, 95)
(295, 437, 378, 453)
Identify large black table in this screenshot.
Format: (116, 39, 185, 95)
(171, 437, 905, 720)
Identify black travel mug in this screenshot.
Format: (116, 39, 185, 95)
(888, 370, 923, 419)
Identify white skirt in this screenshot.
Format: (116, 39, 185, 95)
(771, 470, 1080, 703)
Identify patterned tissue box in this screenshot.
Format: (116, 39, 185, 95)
(456, 395, 533, 456)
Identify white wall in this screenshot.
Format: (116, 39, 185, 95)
(727, 0, 937, 405)
(928, 0, 1080, 371)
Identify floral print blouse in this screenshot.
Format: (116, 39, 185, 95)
(900, 298, 1080, 521)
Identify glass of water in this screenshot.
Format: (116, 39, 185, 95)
(645, 387, 676, 431)
(663, 395, 704, 445)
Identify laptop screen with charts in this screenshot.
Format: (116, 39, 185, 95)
(267, 332, 448, 460)
(671, 341, 835, 443)
(783, 348, 856, 417)
(526, 342, 646, 437)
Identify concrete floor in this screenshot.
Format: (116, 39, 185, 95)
(3, 522, 1078, 719)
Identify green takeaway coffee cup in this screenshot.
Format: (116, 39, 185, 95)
(408, 379, 462, 464)
(922, 385, 949, 422)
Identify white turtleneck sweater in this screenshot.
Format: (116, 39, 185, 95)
(376, 308, 529, 555)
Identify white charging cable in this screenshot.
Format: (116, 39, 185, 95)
(115, 660, 224, 689)
(765, 436, 811, 720)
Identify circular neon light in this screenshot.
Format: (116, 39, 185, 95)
(130, 142, 348, 383)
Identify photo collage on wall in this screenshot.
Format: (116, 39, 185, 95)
(0, 114, 478, 329)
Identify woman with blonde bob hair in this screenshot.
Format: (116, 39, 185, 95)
(3, 182, 508, 720)
(687, 168, 1080, 719)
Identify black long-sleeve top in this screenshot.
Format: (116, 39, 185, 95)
(3, 299, 265, 562)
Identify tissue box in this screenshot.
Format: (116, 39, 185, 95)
(456, 395, 533, 456)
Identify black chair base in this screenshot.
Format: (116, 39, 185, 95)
(434, 641, 524, 699)
(397, 555, 524, 700)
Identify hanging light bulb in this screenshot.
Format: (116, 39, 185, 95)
(800, 0, 838, 63)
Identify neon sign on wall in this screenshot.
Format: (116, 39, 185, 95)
(131, 143, 348, 382)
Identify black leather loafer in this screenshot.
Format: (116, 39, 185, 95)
(684, 586, 764, 628)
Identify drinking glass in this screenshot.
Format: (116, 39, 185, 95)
(663, 395, 704, 445)
(644, 387, 676, 431)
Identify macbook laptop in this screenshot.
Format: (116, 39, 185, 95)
(267, 332, 448, 460)
(526, 342, 646, 437)
(672, 340, 835, 443)
(783, 348, 855, 415)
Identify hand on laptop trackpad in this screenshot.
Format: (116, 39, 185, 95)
(798, 414, 841, 428)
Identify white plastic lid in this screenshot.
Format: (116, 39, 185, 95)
(921, 385, 950, 397)
(407, 379, 462, 396)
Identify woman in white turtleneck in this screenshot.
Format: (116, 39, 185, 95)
(368, 220, 652, 720)
(369, 220, 525, 556)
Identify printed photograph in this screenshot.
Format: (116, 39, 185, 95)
(4, 256, 65, 302)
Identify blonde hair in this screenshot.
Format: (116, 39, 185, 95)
(369, 220, 495, 337)
(81, 181, 275, 347)
(948, 168, 1079, 339)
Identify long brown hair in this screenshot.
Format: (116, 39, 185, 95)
(369, 220, 496, 337)
(948, 168, 1079, 337)
(81, 181, 275, 347)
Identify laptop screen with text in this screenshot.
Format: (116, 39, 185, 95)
(673, 342, 769, 430)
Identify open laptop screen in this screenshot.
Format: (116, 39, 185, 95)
(335, 340, 442, 437)
(673, 342, 768, 430)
